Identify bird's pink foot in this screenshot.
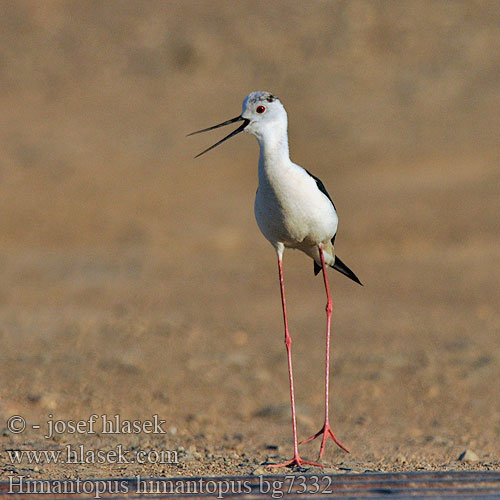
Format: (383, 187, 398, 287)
(300, 421, 349, 458)
(267, 453, 324, 468)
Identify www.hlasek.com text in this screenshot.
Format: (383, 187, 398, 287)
(8, 444, 177, 465)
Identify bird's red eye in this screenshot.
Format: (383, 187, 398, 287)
(256, 105, 266, 114)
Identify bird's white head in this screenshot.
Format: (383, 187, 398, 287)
(241, 91, 287, 141)
(189, 91, 288, 158)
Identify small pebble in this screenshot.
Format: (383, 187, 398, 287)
(252, 466, 268, 475)
(458, 449, 479, 462)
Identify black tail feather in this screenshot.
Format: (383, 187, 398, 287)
(333, 256, 362, 285)
(313, 256, 363, 286)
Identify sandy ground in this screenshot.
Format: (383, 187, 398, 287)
(1, 0, 500, 481)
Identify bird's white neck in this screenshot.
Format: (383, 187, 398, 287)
(255, 122, 291, 173)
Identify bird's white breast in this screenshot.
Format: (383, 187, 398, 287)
(254, 160, 338, 250)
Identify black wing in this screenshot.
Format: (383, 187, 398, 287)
(305, 169, 336, 211)
(306, 171, 361, 285)
(307, 169, 339, 276)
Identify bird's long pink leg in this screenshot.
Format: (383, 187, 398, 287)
(300, 246, 349, 459)
(268, 256, 322, 468)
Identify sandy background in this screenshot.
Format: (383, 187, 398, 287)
(1, 0, 500, 479)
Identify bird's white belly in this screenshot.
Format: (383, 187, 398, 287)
(254, 170, 338, 249)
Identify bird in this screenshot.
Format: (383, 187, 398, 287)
(189, 91, 362, 468)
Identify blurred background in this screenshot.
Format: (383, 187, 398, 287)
(1, 0, 499, 477)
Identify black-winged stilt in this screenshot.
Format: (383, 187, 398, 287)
(189, 91, 362, 468)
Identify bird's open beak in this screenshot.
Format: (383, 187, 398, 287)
(188, 115, 250, 158)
